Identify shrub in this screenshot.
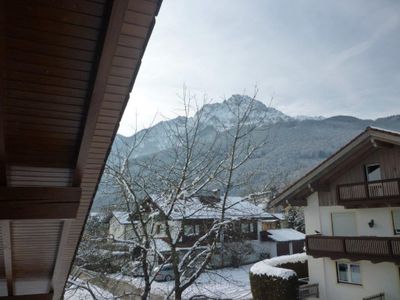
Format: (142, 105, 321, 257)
(250, 272, 298, 300)
(249, 253, 307, 300)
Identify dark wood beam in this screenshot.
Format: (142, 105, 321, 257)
(289, 197, 307, 206)
(51, 220, 71, 289)
(1, 221, 13, 296)
(370, 138, 394, 149)
(0, 293, 53, 300)
(0, 187, 81, 219)
(73, 0, 130, 186)
(308, 182, 330, 193)
(0, 0, 7, 186)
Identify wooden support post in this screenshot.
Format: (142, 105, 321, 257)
(1, 221, 13, 296)
(51, 220, 71, 290)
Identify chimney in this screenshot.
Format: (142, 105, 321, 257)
(212, 189, 221, 200)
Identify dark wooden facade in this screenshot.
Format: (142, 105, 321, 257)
(0, 0, 162, 298)
(178, 219, 259, 247)
(271, 128, 400, 209)
(319, 146, 400, 207)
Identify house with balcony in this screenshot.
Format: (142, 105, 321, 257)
(270, 127, 400, 300)
(109, 193, 304, 266)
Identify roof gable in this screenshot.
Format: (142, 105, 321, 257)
(270, 127, 400, 207)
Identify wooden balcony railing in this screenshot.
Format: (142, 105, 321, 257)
(337, 178, 400, 207)
(363, 293, 385, 300)
(306, 235, 400, 263)
(298, 283, 319, 299)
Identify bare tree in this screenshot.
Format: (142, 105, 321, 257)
(69, 89, 272, 300)
(104, 89, 271, 300)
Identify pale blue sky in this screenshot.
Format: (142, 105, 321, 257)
(119, 0, 400, 136)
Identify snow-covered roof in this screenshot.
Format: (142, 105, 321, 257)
(150, 195, 274, 220)
(250, 253, 307, 279)
(271, 213, 286, 220)
(267, 229, 305, 242)
(112, 211, 134, 225)
(152, 238, 170, 252)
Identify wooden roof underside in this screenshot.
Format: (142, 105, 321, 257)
(0, 0, 161, 298)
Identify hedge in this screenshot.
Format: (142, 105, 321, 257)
(249, 253, 308, 300)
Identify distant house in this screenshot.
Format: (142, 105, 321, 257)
(109, 193, 304, 265)
(109, 211, 137, 241)
(270, 127, 400, 300)
(260, 228, 305, 257)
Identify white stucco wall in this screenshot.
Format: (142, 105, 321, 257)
(308, 257, 400, 300)
(318, 206, 398, 237)
(304, 192, 400, 300)
(304, 192, 322, 235)
(109, 217, 128, 239)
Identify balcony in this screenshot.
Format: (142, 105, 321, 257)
(298, 283, 319, 299)
(363, 294, 385, 300)
(337, 178, 400, 207)
(306, 235, 400, 263)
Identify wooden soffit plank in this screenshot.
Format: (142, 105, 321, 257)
(73, 0, 131, 186)
(0, 187, 81, 219)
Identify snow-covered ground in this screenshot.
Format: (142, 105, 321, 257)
(64, 279, 115, 300)
(113, 264, 253, 299)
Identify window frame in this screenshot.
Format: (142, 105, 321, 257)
(155, 223, 164, 235)
(183, 224, 201, 236)
(392, 210, 400, 235)
(365, 163, 381, 182)
(336, 261, 362, 285)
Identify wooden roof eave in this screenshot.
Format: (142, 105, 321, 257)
(52, 1, 163, 299)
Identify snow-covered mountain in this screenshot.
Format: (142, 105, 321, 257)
(93, 95, 400, 210)
(120, 95, 293, 156)
(198, 95, 292, 129)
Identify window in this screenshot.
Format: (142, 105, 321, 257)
(337, 262, 361, 284)
(241, 223, 250, 233)
(184, 224, 200, 236)
(392, 210, 400, 235)
(240, 223, 255, 233)
(365, 164, 381, 182)
(262, 221, 278, 230)
(155, 224, 164, 234)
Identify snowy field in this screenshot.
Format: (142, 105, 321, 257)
(64, 280, 114, 300)
(65, 265, 253, 299)
(126, 264, 253, 299)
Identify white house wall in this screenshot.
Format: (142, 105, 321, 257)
(109, 217, 128, 240)
(304, 192, 400, 300)
(305, 193, 399, 237)
(304, 192, 322, 235)
(323, 258, 398, 300)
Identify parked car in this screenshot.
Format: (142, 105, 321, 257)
(154, 264, 174, 281)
